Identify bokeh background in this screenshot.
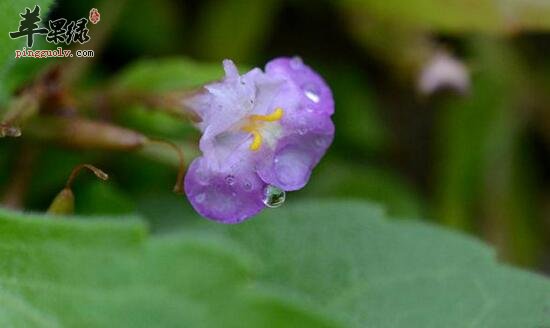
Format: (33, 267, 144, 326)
(1, 0, 549, 274)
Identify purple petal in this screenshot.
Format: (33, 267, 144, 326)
(266, 57, 334, 116)
(281, 104, 335, 136)
(183, 57, 335, 223)
(257, 128, 334, 191)
(184, 157, 266, 223)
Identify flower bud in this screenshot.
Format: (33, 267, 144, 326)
(47, 164, 108, 216)
(47, 188, 75, 215)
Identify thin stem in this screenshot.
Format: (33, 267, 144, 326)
(147, 138, 186, 194)
(65, 164, 109, 189)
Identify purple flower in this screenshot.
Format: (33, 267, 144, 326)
(184, 57, 335, 223)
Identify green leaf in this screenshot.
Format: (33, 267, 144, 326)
(204, 201, 550, 327)
(74, 180, 137, 216)
(0, 207, 340, 328)
(302, 159, 425, 218)
(1, 201, 549, 327)
(112, 58, 222, 92)
(340, 0, 550, 33)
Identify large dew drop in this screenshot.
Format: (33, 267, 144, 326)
(263, 185, 286, 208)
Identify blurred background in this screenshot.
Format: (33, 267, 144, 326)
(1, 0, 549, 273)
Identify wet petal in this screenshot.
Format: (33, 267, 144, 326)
(184, 157, 266, 223)
(183, 57, 335, 223)
(257, 129, 334, 191)
(266, 57, 334, 115)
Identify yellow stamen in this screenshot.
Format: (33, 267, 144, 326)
(249, 130, 262, 151)
(242, 107, 284, 151)
(250, 107, 284, 122)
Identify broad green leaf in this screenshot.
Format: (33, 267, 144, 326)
(201, 201, 550, 328)
(340, 0, 550, 33)
(303, 159, 425, 218)
(0, 207, 339, 328)
(1, 199, 549, 327)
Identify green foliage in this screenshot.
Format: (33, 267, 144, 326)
(0, 0, 54, 101)
(339, 0, 550, 33)
(109, 58, 222, 139)
(0, 206, 338, 328)
(193, 0, 279, 62)
(0, 201, 548, 327)
(435, 39, 542, 265)
(327, 67, 388, 153)
(0, 0, 53, 71)
(214, 201, 550, 327)
(111, 0, 183, 56)
(112, 58, 222, 92)
(1, 1, 549, 325)
(303, 159, 424, 218)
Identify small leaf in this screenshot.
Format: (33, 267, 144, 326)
(112, 58, 222, 92)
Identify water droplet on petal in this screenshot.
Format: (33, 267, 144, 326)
(290, 57, 303, 70)
(195, 193, 206, 203)
(295, 117, 308, 135)
(263, 185, 286, 208)
(196, 169, 210, 185)
(242, 180, 253, 191)
(225, 175, 235, 185)
(315, 137, 328, 148)
(303, 83, 321, 103)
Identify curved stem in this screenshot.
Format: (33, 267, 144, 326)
(65, 164, 109, 189)
(147, 138, 186, 194)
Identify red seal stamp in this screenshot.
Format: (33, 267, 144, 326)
(89, 8, 100, 24)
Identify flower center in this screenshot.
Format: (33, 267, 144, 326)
(242, 107, 284, 151)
